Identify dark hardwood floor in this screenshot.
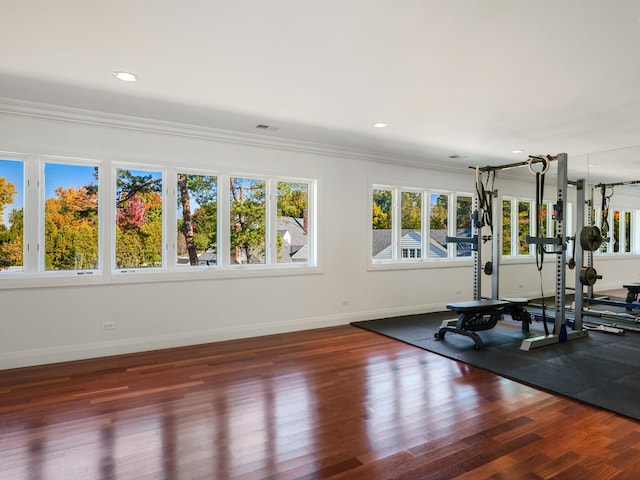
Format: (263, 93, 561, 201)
(1, 324, 640, 479)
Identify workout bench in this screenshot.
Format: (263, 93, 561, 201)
(434, 298, 531, 349)
(623, 283, 640, 305)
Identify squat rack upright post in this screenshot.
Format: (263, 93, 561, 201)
(519, 153, 588, 350)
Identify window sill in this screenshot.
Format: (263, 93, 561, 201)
(368, 258, 473, 272)
(0, 264, 322, 290)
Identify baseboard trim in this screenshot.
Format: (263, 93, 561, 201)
(0, 302, 445, 370)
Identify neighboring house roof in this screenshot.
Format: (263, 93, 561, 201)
(198, 250, 217, 265)
(372, 229, 471, 259)
(277, 216, 308, 262)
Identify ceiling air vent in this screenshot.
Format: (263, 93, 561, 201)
(256, 124, 279, 131)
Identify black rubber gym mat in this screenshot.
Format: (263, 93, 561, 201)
(352, 312, 640, 420)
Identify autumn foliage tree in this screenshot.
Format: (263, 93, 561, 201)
(45, 185, 99, 270)
(0, 177, 20, 270)
(115, 170, 162, 269)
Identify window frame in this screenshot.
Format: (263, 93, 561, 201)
(593, 206, 637, 256)
(40, 157, 103, 275)
(0, 154, 318, 289)
(370, 183, 474, 268)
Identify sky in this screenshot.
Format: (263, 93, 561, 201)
(0, 160, 98, 225)
(0, 159, 24, 226)
(0, 161, 170, 224)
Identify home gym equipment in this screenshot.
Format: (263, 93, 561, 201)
(435, 298, 531, 349)
(436, 159, 543, 349)
(580, 179, 640, 311)
(624, 283, 640, 304)
(435, 153, 591, 350)
(518, 154, 590, 350)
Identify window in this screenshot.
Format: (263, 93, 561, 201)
(625, 212, 632, 253)
(44, 162, 99, 271)
(502, 197, 572, 257)
(401, 191, 422, 260)
(502, 199, 512, 256)
(594, 207, 636, 255)
(517, 201, 531, 255)
(176, 173, 217, 267)
(430, 193, 448, 257)
(229, 177, 265, 264)
(115, 167, 163, 270)
(455, 195, 473, 258)
(372, 188, 393, 259)
(0, 154, 317, 286)
(277, 181, 309, 264)
(0, 158, 24, 272)
(371, 185, 472, 264)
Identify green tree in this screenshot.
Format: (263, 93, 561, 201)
(177, 174, 217, 265)
(430, 195, 448, 229)
(372, 189, 392, 229)
(401, 192, 421, 229)
(277, 182, 307, 218)
(230, 178, 265, 264)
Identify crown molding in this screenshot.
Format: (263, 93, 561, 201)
(0, 97, 468, 175)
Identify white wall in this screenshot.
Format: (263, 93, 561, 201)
(1, 101, 639, 369)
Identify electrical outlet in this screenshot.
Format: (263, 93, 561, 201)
(101, 321, 115, 331)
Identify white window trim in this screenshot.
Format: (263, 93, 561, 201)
(369, 183, 475, 269)
(0, 154, 319, 289)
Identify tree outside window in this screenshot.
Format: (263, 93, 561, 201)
(115, 168, 163, 269)
(44, 163, 99, 271)
(0, 159, 22, 271)
(230, 177, 265, 264)
(177, 174, 217, 267)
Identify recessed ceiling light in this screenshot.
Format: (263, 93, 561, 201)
(511, 149, 524, 154)
(113, 71, 140, 82)
(372, 122, 389, 128)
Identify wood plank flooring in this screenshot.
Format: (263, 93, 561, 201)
(1, 325, 640, 479)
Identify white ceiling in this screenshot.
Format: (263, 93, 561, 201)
(1, 0, 640, 183)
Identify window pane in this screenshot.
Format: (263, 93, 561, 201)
(0, 159, 24, 272)
(625, 212, 631, 253)
(277, 182, 309, 264)
(502, 200, 512, 256)
(599, 210, 609, 253)
(456, 195, 472, 257)
(537, 203, 548, 237)
(401, 191, 421, 260)
(518, 201, 530, 255)
(230, 177, 265, 264)
(44, 163, 99, 271)
(177, 174, 217, 267)
(613, 210, 620, 253)
(429, 193, 448, 258)
(372, 188, 392, 259)
(115, 168, 163, 269)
